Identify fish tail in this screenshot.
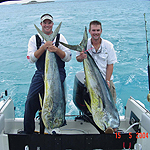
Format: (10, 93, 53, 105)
(59, 42, 81, 52)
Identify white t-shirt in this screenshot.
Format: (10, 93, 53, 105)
(27, 33, 72, 63)
(76, 38, 117, 80)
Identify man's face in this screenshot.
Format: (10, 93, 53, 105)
(89, 24, 102, 40)
(40, 19, 54, 35)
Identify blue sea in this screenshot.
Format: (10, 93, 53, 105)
(0, 0, 150, 118)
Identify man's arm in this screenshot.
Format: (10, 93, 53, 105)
(34, 43, 47, 59)
(106, 64, 113, 88)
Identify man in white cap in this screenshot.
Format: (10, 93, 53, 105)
(24, 14, 72, 134)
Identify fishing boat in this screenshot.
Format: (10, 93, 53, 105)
(0, 11, 149, 150)
(0, 70, 150, 150)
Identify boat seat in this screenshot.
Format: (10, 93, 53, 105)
(0, 113, 4, 133)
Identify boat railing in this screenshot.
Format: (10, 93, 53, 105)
(0, 90, 9, 112)
(0, 90, 7, 100)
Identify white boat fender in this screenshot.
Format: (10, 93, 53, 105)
(25, 145, 41, 150)
(134, 143, 142, 150)
(25, 145, 29, 150)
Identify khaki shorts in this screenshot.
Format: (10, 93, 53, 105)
(109, 80, 116, 103)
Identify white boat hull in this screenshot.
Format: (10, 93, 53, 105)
(0, 94, 150, 149)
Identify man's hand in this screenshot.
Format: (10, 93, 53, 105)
(76, 51, 87, 62)
(44, 41, 58, 53)
(106, 80, 110, 88)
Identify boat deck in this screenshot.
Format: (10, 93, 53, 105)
(3, 115, 135, 135)
(1, 96, 150, 149)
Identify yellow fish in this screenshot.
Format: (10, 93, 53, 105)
(35, 22, 66, 131)
(60, 27, 120, 132)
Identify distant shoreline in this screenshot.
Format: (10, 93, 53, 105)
(22, 1, 55, 5)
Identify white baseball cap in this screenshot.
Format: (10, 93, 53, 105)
(41, 14, 53, 22)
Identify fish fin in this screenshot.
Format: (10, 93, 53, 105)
(84, 100, 92, 113)
(39, 93, 43, 108)
(60, 41, 82, 52)
(79, 26, 88, 48)
(34, 22, 62, 42)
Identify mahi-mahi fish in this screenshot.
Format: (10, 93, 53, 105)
(60, 27, 120, 132)
(34, 22, 66, 131)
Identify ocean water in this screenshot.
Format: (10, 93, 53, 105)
(0, 0, 150, 118)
